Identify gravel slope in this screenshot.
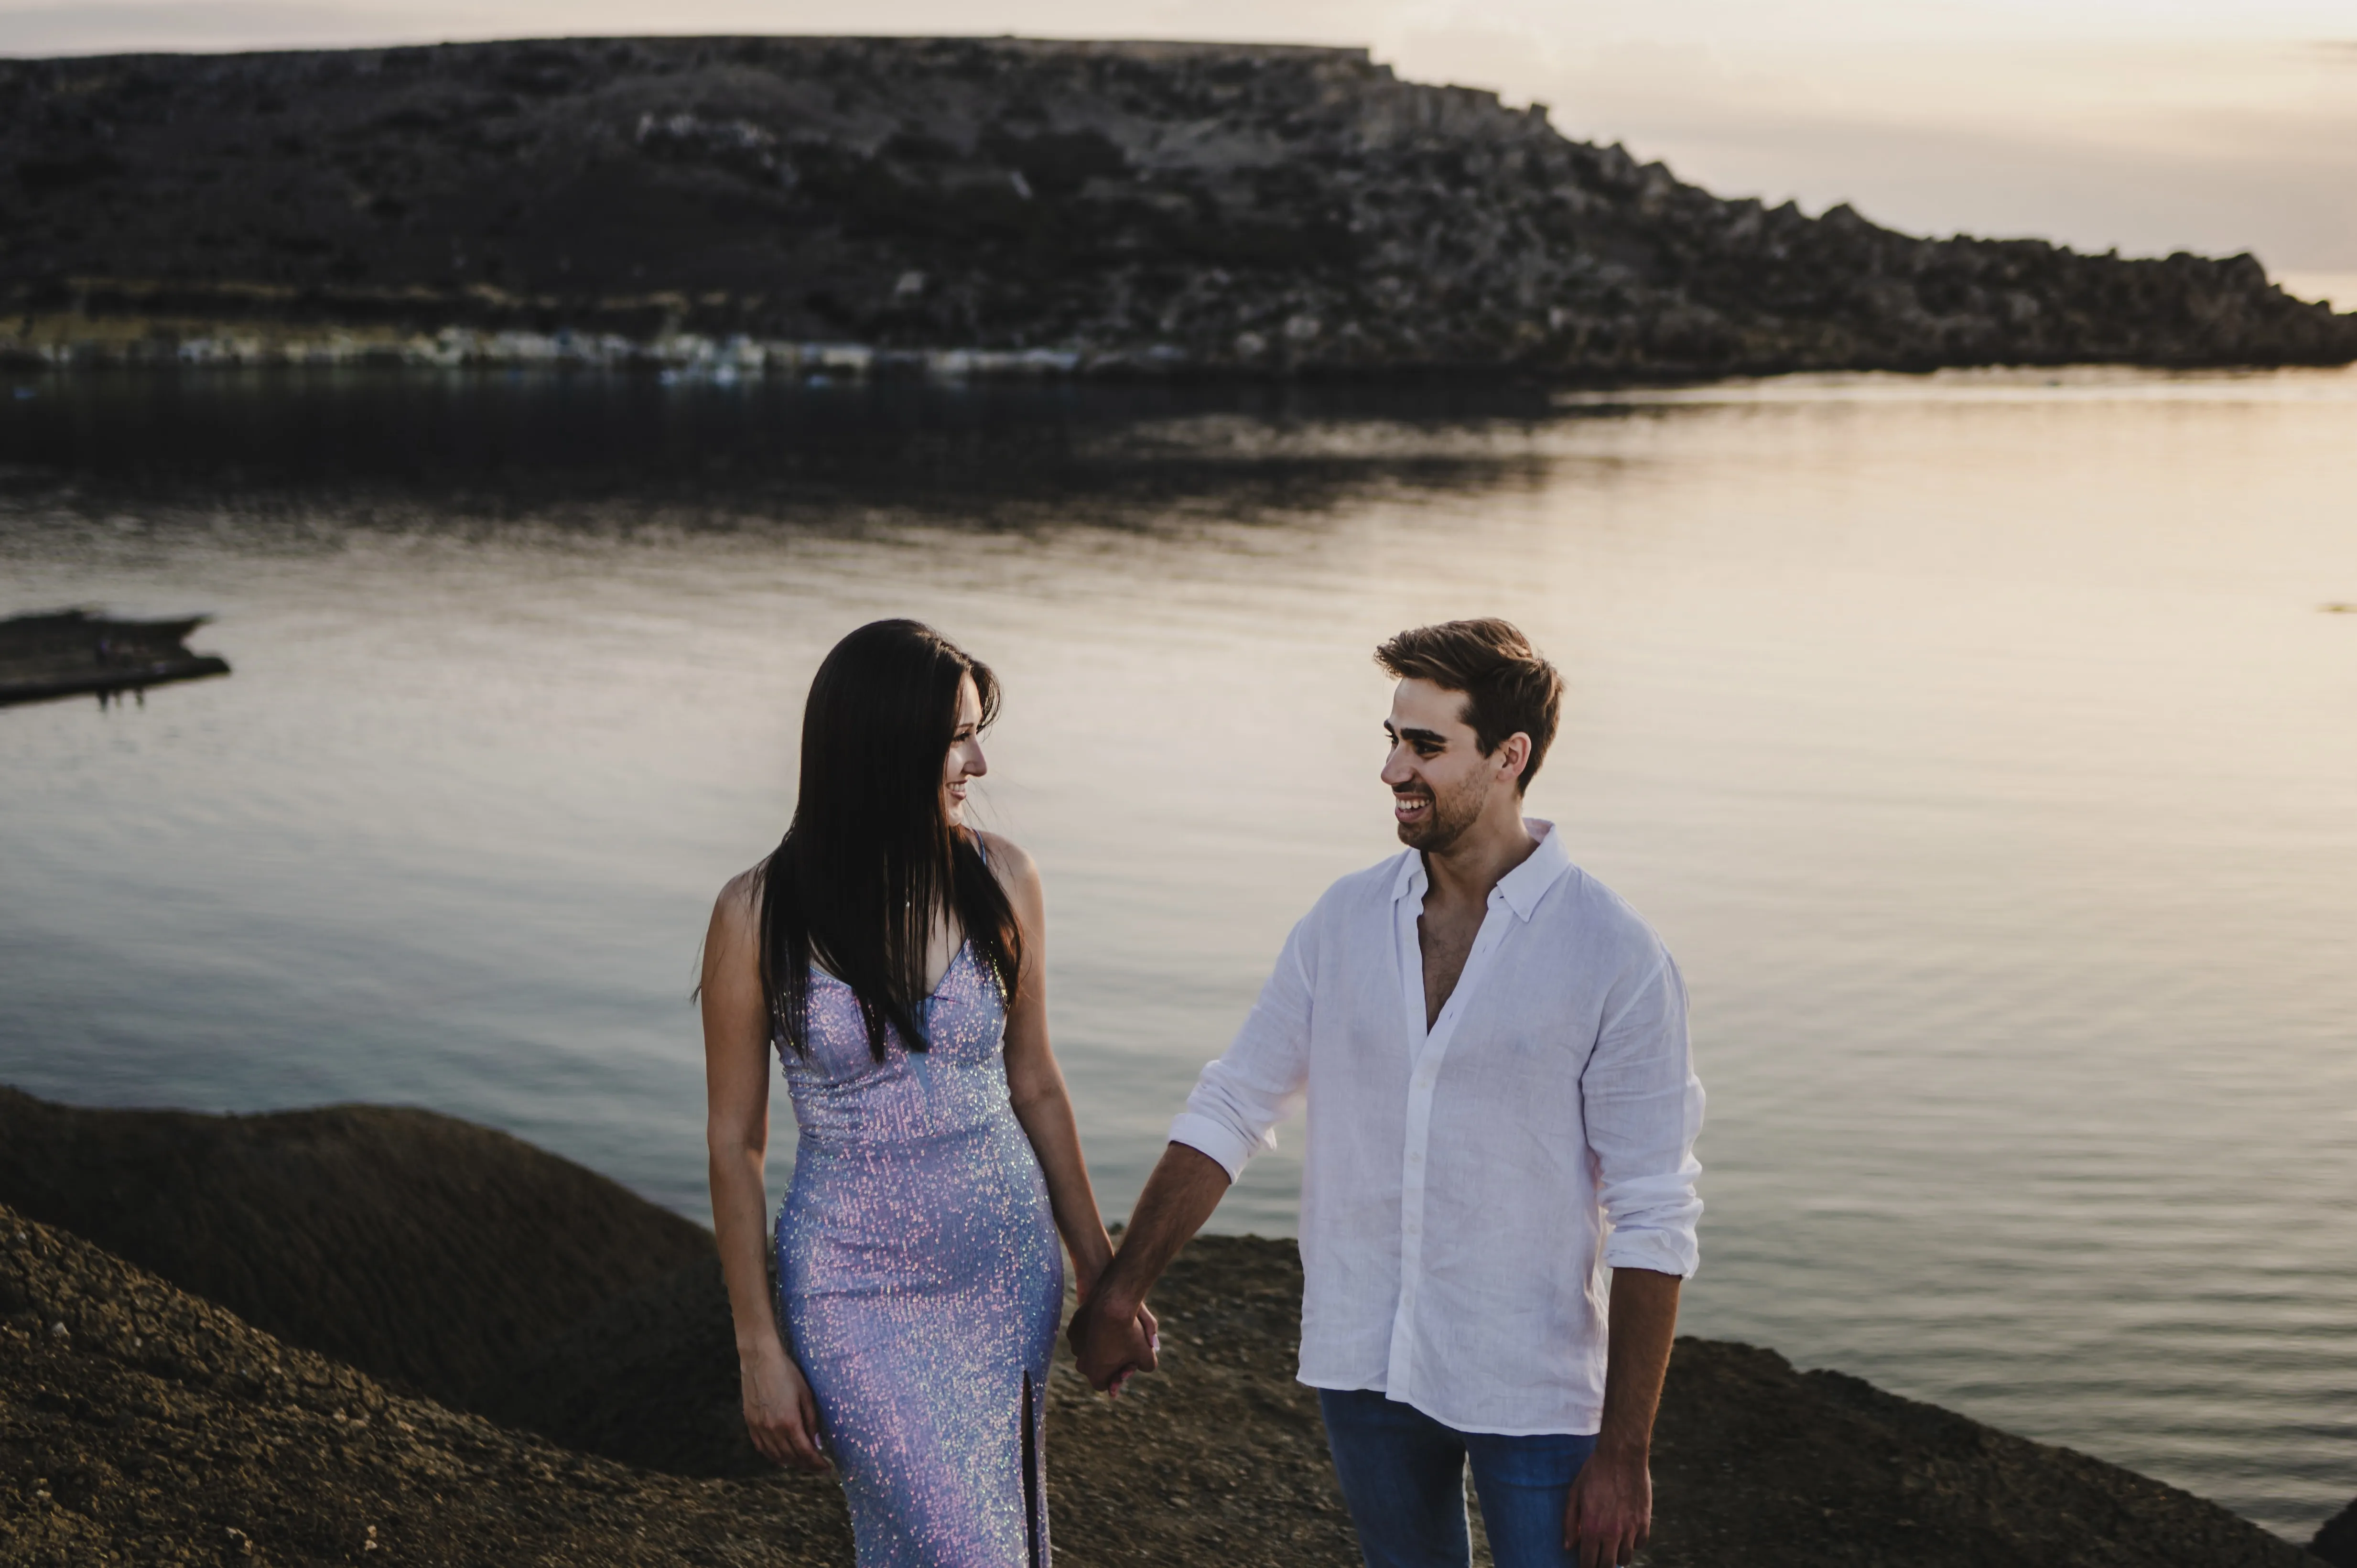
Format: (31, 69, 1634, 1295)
(0, 1203, 849, 1568)
(0, 1092, 2325, 1566)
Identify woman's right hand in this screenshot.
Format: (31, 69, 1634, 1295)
(741, 1341, 831, 1473)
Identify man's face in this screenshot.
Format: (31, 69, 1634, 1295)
(1381, 678, 1503, 852)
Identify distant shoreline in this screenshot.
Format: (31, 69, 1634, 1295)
(12, 325, 2357, 383)
(6, 37, 2353, 382)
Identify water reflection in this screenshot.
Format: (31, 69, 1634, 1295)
(0, 369, 1568, 526)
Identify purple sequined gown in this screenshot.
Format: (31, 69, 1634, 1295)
(775, 940, 1063, 1568)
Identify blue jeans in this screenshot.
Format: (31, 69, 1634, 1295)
(1319, 1388, 1597, 1568)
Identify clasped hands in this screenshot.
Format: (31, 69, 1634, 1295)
(1067, 1283, 1160, 1396)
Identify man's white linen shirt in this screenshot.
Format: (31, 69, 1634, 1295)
(1168, 820, 1703, 1437)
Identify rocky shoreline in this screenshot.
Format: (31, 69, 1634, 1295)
(0, 1087, 2337, 1565)
(4, 37, 2353, 379)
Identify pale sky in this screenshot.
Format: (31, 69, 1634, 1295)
(6, 0, 2354, 282)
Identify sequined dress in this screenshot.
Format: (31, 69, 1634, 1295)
(774, 938, 1063, 1568)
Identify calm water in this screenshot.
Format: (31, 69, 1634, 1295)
(2, 368, 2352, 1540)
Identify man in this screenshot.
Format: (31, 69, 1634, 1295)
(1070, 618, 1703, 1568)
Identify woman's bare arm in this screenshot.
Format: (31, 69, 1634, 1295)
(701, 872, 827, 1472)
(983, 833, 1117, 1296)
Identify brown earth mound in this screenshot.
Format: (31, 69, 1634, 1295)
(0, 1091, 2320, 1566)
(0, 1089, 712, 1404)
(0, 1201, 849, 1568)
(469, 1254, 757, 1478)
(1647, 1341, 2311, 1567)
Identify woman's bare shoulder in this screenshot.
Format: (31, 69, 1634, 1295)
(974, 831, 1041, 892)
(712, 864, 766, 931)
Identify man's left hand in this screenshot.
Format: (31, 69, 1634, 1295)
(1564, 1445, 1651, 1568)
(1068, 1291, 1158, 1394)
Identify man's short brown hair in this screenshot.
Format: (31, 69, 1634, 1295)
(1374, 618, 1563, 792)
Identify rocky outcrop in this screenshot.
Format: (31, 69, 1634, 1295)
(2, 37, 2350, 376)
(2316, 1498, 2357, 1567)
(0, 1089, 2323, 1565)
(0, 609, 230, 707)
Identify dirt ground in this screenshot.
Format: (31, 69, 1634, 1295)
(0, 1203, 851, 1568)
(0, 1092, 2327, 1567)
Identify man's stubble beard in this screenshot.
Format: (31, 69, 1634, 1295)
(1394, 770, 1488, 853)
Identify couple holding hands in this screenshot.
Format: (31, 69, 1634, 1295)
(701, 617, 1705, 1568)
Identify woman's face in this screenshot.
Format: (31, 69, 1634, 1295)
(941, 674, 987, 825)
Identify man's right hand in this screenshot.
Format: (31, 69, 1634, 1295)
(1069, 1291, 1159, 1392)
(1068, 1142, 1230, 1393)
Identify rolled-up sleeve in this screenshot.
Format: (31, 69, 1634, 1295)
(1584, 950, 1705, 1277)
(1168, 914, 1317, 1180)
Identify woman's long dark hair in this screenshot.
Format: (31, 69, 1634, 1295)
(758, 620, 1022, 1060)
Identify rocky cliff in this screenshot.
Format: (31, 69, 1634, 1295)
(3, 36, 2351, 376)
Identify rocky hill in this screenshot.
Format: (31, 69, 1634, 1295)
(2, 36, 2351, 376)
(0, 1088, 2331, 1566)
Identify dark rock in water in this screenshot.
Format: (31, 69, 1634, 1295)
(0, 608, 230, 708)
(2316, 1497, 2357, 1567)
(0, 1200, 851, 1567)
(0, 1090, 2319, 1565)
(0, 1089, 712, 1405)
(0, 37, 2348, 377)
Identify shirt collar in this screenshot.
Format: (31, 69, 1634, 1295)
(1391, 818, 1574, 922)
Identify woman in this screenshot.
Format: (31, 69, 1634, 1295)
(701, 619, 1142, 1568)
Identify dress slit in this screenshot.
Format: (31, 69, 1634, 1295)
(1021, 1372, 1042, 1568)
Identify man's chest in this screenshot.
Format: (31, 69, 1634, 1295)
(1341, 901, 1606, 1069)
(1415, 906, 1485, 1028)
(1306, 925, 1608, 1158)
